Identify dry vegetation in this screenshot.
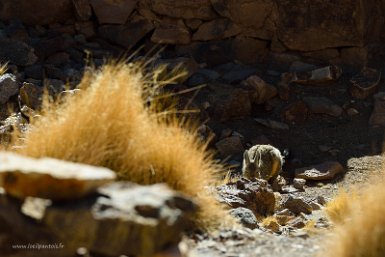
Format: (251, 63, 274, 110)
(323, 175, 385, 257)
(9, 62, 230, 228)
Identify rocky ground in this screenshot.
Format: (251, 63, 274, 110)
(0, 14, 384, 257)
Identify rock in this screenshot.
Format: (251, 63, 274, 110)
(293, 178, 306, 190)
(261, 217, 280, 233)
(287, 65, 342, 84)
(232, 36, 269, 64)
(0, 182, 197, 257)
(215, 136, 244, 158)
(229, 207, 258, 229)
(90, 0, 138, 24)
(210, 0, 276, 39)
(284, 101, 309, 123)
(276, 1, 365, 51)
(0, 152, 116, 200)
(347, 107, 359, 116)
(369, 92, 385, 127)
(303, 97, 343, 117)
(207, 84, 251, 121)
(286, 217, 306, 229)
(289, 61, 317, 73)
(0, 113, 28, 143)
(217, 178, 276, 217)
(0, 73, 19, 105)
(72, 0, 93, 21)
(241, 75, 277, 105)
(270, 175, 286, 192)
(187, 69, 220, 86)
(75, 21, 96, 38)
(151, 20, 191, 45)
(185, 19, 203, 30)
(254, 118, 289, 130)
(34, 36, 75, 61)
(295, 161, 344, 181)
(21, 197, 52, 221)
(150, 0, 217, 20)
(216, 63, 258, 84)
(0, 0, 73, 25)
(98, 19, 154, 49)
(350, 67, 381, 99)
(19, 82, 44, 110)
(283, 196, 312, 215)
(0, 39, 37, 66)
(192, 19, 242, 41)
(309, 202, 322, 211)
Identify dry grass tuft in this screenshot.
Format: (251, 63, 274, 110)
(0, 63, 7, 75)
(10, 62, 230, 228)
(325, 189, 357, 224)
(323, 178, 385, 257)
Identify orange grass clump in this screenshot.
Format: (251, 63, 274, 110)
(323, 178, 385, 257)
(11, 63, 229, 228)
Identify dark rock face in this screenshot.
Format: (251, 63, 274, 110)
(0, 0, 74, 25)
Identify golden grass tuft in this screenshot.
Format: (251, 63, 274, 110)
(10, 62, 230, 228)
(325, 189, 358, 224)
(323, 178, 385, 257)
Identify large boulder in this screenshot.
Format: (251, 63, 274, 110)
(275, 0, 370, 51)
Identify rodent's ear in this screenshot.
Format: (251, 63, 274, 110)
(244, 150, 250, 165)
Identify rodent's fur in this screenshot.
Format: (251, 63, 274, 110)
(242, 144, 283, 181)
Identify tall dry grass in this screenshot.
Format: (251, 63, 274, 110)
(10, 63, 229, 228)
(323, 176, 385, 257)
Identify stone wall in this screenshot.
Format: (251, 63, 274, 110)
(1, 0, 385, 70)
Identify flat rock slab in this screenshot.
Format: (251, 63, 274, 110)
(295, 161, 344, 181)
(0, 182, 197, 257)
(303, 97, 343, 117)
(0, 152, 116, 200)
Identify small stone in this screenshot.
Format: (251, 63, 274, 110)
(289, 65, 342, 84)
(347, 107, 359, 116)
(309, 202, 322, 211)
(241, 75, 277, 105)
(293, 178, 306, 190)
(283, 195, 312, 215)
(290, 230, 309, 238)
(0, 73, 19, 104)
(287, 216, 306, 228)
(215, 136, 244, 158)
(254, 118, 290, 130)
(303, 97, 343, 117)
(21, 197, 52, 221)
(270, 175, 286, 192)
(229, 207, 258, 229)
(295, 161, 345, 181)
(318, 145, 332, 152)
(0, 152, 116, 200)
(350, 67, 381, 99)
(46, 52, 70, 66)
(90, 0, 137, 24)
(220, 128, 233, 139)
